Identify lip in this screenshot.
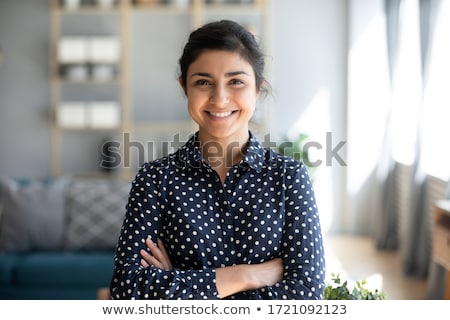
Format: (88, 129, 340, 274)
(207, 110, 237, 119)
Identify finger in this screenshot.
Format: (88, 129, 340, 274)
(146, 239, 168, 268)
(157, 239, 173, 270)
(144, 238, 164, 263)
(140, 258, 149, 269)
(145, 238, 160, 252)
(143, 238, 173, 270)
(140, 249, 164, 269)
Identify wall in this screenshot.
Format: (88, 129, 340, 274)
(270, 0, 348, 234)
(346, 0, 390, 235)
(0, 0, 51, 178)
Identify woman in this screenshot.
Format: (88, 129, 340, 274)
(110, 19, 325, 300)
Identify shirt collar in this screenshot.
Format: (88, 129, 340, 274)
(175, 131, 266, 172)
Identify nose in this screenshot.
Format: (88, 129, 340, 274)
(209, 85, 229, 107)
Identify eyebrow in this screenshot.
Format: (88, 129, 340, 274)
(190, 71, 249, 78)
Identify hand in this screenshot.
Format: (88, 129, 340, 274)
(140, 238, 173, 271)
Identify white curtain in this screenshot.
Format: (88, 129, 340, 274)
(349, 0, 449, 297)
(372, 0, 449, 294)
(372, 0, 401, 250)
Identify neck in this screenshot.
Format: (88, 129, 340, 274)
(197, 131, 250, 170)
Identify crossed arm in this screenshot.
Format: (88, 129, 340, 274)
(139, 238, 284, 299)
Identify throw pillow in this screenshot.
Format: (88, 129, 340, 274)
(0, 177, 69, 252)
(63, 179, 129, 250)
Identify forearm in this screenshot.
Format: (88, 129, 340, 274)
(216, 258, 283, 298)
(216, 264, 325, 300)
(111, 261, 219, 299)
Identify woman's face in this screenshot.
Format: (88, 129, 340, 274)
(183, 50, 259, 143)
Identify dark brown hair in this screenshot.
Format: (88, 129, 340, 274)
(178, 20, 268, 93)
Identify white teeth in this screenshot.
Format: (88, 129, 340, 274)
(209, 111, 233, 118)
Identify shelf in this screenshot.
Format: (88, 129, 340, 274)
(58, 80, 121, 86)
(130, 120, 196, 132)
(60, 170, 127, 180)
(432, 200, 450, 299)
(58, 0, 120, 13)
(433, 201, 450, 269)
(203, 3, 262, 13)
(57, 126, 122, 131)
(57, 7, 120, 15)
(133, 4, 191, 12)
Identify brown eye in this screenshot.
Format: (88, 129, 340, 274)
(230, 79, 244, 86)
(195, 79, 211, 86)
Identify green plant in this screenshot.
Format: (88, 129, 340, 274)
(324, 273, 387, 300)
(277, 132, 317, 181)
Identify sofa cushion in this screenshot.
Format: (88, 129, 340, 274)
(0, 253, 20, 285)
(63, 179, 129, 250)
(12, 251, 114, 288)
(0, 177, 68, 252)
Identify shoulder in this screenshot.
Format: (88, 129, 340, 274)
(264, 147, 308, 172)
(133, 152, 179, 182)
(263, 148, 315, 186)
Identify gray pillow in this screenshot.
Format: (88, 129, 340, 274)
(0, 177, 69, 252)
(63, 179, 129, 250)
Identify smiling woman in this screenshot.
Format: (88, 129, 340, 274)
(109, 19, 326, 300)
(183, 50, 259, 181)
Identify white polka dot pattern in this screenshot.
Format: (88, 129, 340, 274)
(110, 132, 326, 299)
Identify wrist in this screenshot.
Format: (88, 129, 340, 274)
(215, 264, 253, 298)
(236, 264, 255, 291)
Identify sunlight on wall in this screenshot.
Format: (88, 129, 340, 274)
(365, 273, 384, 292)
(287, 87, 334, 235)
(324, 237, 384, 292)
(347, 10, 390, 196)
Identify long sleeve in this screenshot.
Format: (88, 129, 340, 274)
(110, 163, 220, 299)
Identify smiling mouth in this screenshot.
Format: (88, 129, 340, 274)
(208, 111, 236, 118)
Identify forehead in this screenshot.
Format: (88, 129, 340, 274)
(187, 50, 254, 74)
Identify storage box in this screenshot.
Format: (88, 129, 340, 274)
(88, 37, 120, 63)
(91, 64, 117, 82)
(64, 64, 89, 82)
(135, 0, 160, 6)
(87, 102, 120, 128)
(58, 37, 88, 63)
(96, 0, 117, 9)
(62, 0, 81, 10)
(58, 102, 87, 128)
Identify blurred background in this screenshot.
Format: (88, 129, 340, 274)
(0, 0, 449, 299)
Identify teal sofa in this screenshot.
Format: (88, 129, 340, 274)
(0, 176, 129, 299)
(0, 251, 114, 299)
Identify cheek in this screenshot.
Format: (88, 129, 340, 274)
(186, 93, 207, 118)
(186, 92, 203, 109)
(237, 90, 258, 107)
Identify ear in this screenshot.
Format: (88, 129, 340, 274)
(179, 77, 187, 96)
(257, 80, 267, 98)
(256, 80, 264, 95)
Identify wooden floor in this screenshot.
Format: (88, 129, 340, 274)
(323, 234, 428, 300)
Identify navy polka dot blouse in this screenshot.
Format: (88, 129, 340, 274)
(110, 131, 326, 300)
